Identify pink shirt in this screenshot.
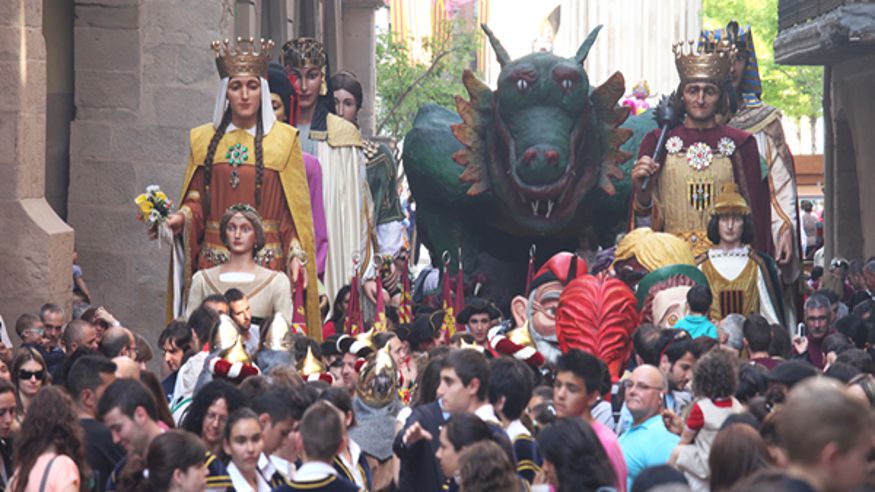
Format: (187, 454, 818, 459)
(592, 421, 628, 492)
(10, 453, 80, 492)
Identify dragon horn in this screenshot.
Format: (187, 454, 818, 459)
(481, 24, 510, 67)
(575, 25, 604, 64)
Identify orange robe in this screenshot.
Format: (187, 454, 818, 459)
(170, 122, 322, 339)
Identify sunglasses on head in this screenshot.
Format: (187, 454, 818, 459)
(18, 369, 44, 381)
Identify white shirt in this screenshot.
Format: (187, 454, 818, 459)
(269, 454, 297, 481)
(506, 418, 530, 441)
(337, 439, 366, 488)
(473, 403, 501, 426)
(294, 461, 338, 482)
(227, 460, 271, 492)
(701, 246, 779, 324)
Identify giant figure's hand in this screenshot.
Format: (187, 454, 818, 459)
(290, 257, 308, 291)
(631, 156, 659, 206)
(158, 212, 184, 239)
(776, 227, 794, 266)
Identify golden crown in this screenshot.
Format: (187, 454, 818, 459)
(673, 38, 736, 84)
(211, 37, 275, 78)
(281, 38, 327, 69)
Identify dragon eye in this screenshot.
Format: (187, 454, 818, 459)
(561, 79, 573, 90)
(516, 79, 530, 91)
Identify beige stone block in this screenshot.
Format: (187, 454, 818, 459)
(75, 70, 139, 110)
(0, 61, 21, 112)
(75, 249, 131, 297)
(0, 199, 74, 322)
(69, 121, 113, 161)
(74, 26, 140, 71)
(75, 106, 139, 124)
(176, 46, 217, 85)
(68, 206, 148, 253)
(150, 86, 214, 129)
(0, 116, 16, 164)
(68, 159, 138, 208)
(141, 44, 179, 85)
(0, 0, 43, 28)
(142, 1, 222, 46)
(18, 113, 46, 199)
(75, 2, 139, 30)
(109, 124, 190, 166)
(0, 26, 22, 61)
(20, 59, 47, 113)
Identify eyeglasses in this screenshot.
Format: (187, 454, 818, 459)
(205, 412, 227, 426)
(18, 369, 44, 381)
(0, 407, 16, 418)
(531, 301, 557, 320)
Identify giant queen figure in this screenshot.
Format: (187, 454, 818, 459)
(163, 38, 322, 337)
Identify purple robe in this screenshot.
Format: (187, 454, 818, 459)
(304, 152, 328, 280)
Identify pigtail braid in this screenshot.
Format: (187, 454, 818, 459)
(254, 109, 265, 207)
(203, 109, 232, 216)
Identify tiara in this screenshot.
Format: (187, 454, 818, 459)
(281, 38, 327, 69)
(226, 203, 260, 216)
(211, 37, 275, 79)
(673, 38, 736, 84)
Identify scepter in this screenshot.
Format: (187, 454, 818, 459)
(641, 92, 684, 191)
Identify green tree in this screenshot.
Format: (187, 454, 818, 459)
(375, 18, 481, 141)
(703, 0, 822, 125)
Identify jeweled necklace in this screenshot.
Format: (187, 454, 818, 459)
(225, 143, 249, 189)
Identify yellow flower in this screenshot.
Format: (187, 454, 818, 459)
(135, 194, 154, 216)
(154, 191, 168, 202)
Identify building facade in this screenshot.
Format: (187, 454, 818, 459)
(2, 0, 382, 344)
(775, 0, 875, 261)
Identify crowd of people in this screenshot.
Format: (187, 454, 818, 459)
(2, 258, 875, 492)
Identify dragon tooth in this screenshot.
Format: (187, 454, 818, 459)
(546, 200, 554, 219)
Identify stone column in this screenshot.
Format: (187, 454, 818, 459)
(341, 0, 382, 138)
(0, 0, 75, 323)
(68, 0, 223, 339)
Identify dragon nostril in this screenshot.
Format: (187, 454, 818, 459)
(545, 150, 560, 165)
(522, 149, 537, 165)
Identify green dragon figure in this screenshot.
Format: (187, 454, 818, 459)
(404, 25, 657, 303)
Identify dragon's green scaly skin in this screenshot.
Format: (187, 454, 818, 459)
(404, 25, 657, 303)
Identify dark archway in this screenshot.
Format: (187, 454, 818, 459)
(833, 110, 863, 259)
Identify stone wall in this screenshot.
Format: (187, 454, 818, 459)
(0, 0, 74, 327)
(826, 56, 875, 259)
(68, 0, 226, 339)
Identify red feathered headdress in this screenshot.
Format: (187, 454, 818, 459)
(555, 274, 639, 382)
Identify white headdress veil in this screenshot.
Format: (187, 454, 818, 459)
(211, 76, 276, 136)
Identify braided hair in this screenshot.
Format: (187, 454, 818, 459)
(203, 109, 233, 217)
(202, 104, 267, 212)
(254, 108, 265, 206)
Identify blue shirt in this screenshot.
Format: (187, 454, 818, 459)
(674, 314, 717, 339)
(618, 415, 680, 490)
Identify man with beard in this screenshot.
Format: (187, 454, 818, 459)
(794, 293, 833, 369)
(631, 37, 770, 259)
(491, 252, 588, 367)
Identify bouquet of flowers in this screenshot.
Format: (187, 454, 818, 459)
(135, 185, 174, 244)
